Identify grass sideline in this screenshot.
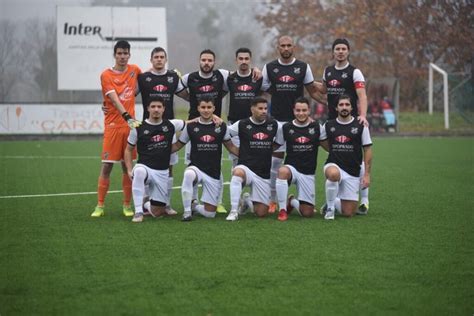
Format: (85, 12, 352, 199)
(0, 137, 473, 315)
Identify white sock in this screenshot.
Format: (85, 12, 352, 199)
(217, 173, 224, 205)
(325, 180, 339, 210)
(270, 156, 283, 201)
(181, 169, 196, 213)
(230, 176, 243, 212)
(290, 198, 300, 214)
(132, 167, 147, 214)
(166, 176, 173, 208)
(195, 204, 216, 218)
(275, 178, 288, 211)
(143, 200, 151, 212)
(334, 198, 342, 214)
(359, 163, 369, 205)
(192, 183, 198, 201)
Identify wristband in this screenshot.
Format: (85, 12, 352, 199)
(122, 112, 132, 121)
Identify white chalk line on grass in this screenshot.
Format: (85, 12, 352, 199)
(0, 182, 231, 199)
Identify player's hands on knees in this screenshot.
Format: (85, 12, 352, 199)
(361, 174, 370, 189)
(358, 115, 369, 127)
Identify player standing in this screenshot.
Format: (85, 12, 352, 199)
(226, 47, 263, 167)
(261, 35, 324, 213)
(91, 40, 142, 217)
(138, 47, 189, 215)
(320, 38, 370, 214)
(275, 97, 327, 221)
(321, 94, 372, 220)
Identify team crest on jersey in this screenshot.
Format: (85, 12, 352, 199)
(267, 124, 273, 131)
(309, 128, 315, 135)
(327, 71, 332, 77)
(167, 76, 174, 83)
(194, 127, 200, 132)
(144, 130, 150, 135)
(294, 67, 301, 74)
(330, 127, 336, 132)
(146, 77, 152, 82)
(162, 126, 169, 132)
(351, 127, 358, 134)
(233, 78, 239, 83)
(215, 127, 221, 133)
(273, 68, 279, 73)
(289, 129, 294, 134)
(212, 75, 217, 82)
(342, 72, 348, 78)
(246, 125, 252, 130)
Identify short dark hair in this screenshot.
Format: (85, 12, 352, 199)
(150, 47, 167, 58)
(251, 97, 268, 107)
(114, 40, 130, 54)
(235, 47, 252, 58)
(149, 96, 166, 107)
(200, 49, 215, 59)
(337, 94, 352, 105)
(198, 95, 215, 105)
(294, 96, 310, 107)
(332, 38, 350, 51)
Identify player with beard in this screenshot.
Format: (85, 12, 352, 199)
(181, 49, 261, 213)
(226, 47, 263, 167)
(320, 38, 370, 215)
(275, 97, 328, 221)
(261, 35, 325, 213)
(171, 97, 238, 221)
(226, 97, 283, 221)
(124, 97, 185, 223)
(138, 47, 189, 216)
(321, 94, 372, 220)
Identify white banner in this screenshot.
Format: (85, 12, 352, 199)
(56, 6, 167, 90)
(0, 104, 144, 135)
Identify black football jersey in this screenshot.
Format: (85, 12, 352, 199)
(264, 59, 310, 121)
(283, 121, 325, 175)
(227, 71, 263, 122)
(184, 70, 226, 119)
(138, 70, 183, 120)
(180, 122, 229, 179)
(324, 118, 372, 177)
(323, 64, 361, 119)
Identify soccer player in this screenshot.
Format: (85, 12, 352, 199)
(226, 47, 263, 167)
(171, 97, 238, 221)
(275, 97, 328, 221)
(138, 47, 189, 215)
(180, 49, 261, 213)
(91, 40, 142, 218)
(320, 38, 370, 214)
(226, 97, 283, 221)
(321, 94, 372, 220)
(124, 97, 185, 223)
(261, 35, 324, 213)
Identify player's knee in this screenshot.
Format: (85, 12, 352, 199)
(325, 167, 340, 182)
(133, 166, 147, 180)
(277, 166, 291, 179)
(232, 167, 245, 179)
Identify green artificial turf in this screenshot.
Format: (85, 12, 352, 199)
(0, 137, 473, 315)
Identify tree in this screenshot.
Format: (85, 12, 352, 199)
(257, 0, 474, 110)
(0, 21, 24, 101)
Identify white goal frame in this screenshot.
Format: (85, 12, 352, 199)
(428, 63, 449, 129)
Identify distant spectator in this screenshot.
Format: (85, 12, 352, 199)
(367, 101, 383, 132)
(381, 96, 396, 132)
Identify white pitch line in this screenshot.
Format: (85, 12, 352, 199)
(0, 182, 231, 199)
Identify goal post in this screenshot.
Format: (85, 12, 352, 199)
(428, 63, 449, 129)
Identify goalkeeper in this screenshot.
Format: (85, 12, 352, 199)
(91, 40, 142, 218)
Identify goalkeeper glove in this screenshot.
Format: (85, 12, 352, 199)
(122, 112, 141, 128)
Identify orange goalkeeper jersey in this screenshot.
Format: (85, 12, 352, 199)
(100, 64, 142, 129)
